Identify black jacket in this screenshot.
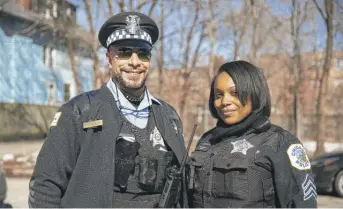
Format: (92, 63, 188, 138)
(29, 85, 186, 208)
(0, 166, 7, 204)
(188, 122, 317, 208)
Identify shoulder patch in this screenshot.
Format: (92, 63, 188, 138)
(287, 143, 311, 170)
(50, 112, 62, 127)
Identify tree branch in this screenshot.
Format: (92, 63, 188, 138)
(147, 0, 158, 16)
(107, 0, 114, 17)
(312, 0, 327, 21)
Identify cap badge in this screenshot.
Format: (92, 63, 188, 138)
(125, 15, 141, 35)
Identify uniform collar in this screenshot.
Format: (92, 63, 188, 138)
(106, 78, 161, 111)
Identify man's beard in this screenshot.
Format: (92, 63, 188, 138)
(114, 71, 148, 90)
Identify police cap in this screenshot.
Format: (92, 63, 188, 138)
(98, 12, 159, 50)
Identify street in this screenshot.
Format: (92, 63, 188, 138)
(4, 177, 343, 208)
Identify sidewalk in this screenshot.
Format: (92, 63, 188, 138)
(6, 177, 30, 208)
(0, 140, 43, 208)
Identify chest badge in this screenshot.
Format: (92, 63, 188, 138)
(231, 139, 254, 155)
(150, 127, 167, 151)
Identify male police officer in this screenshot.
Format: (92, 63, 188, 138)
(29, 12, 186, 208)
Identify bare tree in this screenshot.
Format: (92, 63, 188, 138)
(289, 0, 312, 138)
(248, 0, 282, 64)
(313, 0, 334, 156)
(156, 0, 165, 96)
(207, 0, 216, 84)
(249, 0, 259, 63)
(232, 1, 250, 61)
(84, 0, 102, 89)
(60, 4, 83, 95)
(117, 0, 125, 12)
(66, 37, 81, 94)
(107, 0, 114, 16)
(176, 1, 204, 120)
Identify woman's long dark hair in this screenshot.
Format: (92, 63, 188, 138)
(209, 60, 271, 119)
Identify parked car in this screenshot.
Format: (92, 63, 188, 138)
(311, 151, 343, 197)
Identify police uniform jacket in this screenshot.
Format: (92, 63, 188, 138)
(28, 85, 186, 208)
(188, 116, 317, 208)
(0, 165, 7, 202)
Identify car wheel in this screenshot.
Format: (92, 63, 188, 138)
(334, 170, 343, 197)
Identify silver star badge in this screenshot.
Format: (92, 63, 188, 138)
(150, 127, 167, 151)
(231, 139, 254, 155)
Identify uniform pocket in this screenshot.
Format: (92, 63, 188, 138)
(212, 158, 249, 199)
(189, 152, 207, 193)
(262, 176, 275, 207)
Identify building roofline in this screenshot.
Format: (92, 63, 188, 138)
(0, 0, 92, 44)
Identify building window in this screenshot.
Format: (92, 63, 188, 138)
(45, 81, 56, 105)
(64, 84, 71, 102)
(197, 105, 205, 123)
(335, 59, 343, 71)
(311, 80, 320, 88)
(43, 46, 56, 68)
(45, 8, 51, 19)
(30, 0, 39, 12)
(271, 106, 280, 114)
(312, 59, 324, 67)
(191, 86, 200, 92)
(66, 8, 71, 16)
(52, 2, 58, 18)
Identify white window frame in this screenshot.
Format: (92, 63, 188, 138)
(45, 8, 51, 19)
(66, 8, 71, 16)
(45, 81, 56, 105)
(44, 46, 56, 68)
(52, 2, 57, 18)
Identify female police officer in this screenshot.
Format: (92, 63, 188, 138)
(188, 61, 317, 208)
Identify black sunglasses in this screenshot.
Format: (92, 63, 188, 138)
(112, 47, 151, 62)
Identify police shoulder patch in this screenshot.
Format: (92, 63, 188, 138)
(50, 112, 62, 127)
(287, 143, 311, 170)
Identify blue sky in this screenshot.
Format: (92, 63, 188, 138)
(67, 0, 342, 67)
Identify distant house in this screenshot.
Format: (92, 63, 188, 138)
(0, 0, 93, 106)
